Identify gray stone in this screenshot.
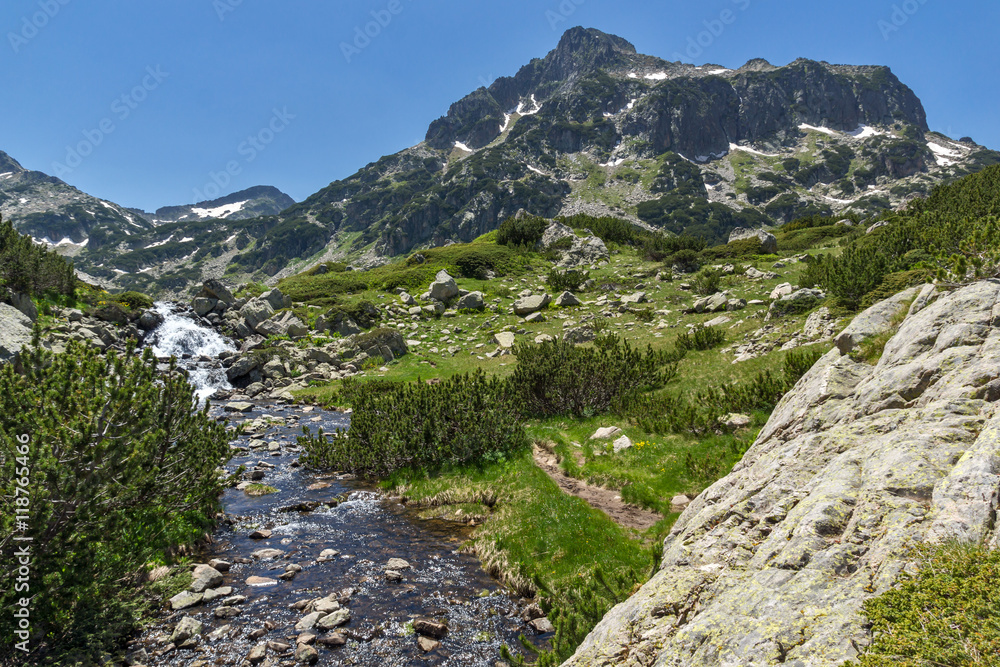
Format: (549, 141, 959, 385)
(400, 292, 417, 306)
(590, 427, 622, 440)
(834, 286, 921, 355)
(316, 608, 350, 630)
(429, 270, 459, 302)
(769, 283, 793, 300)
(456, 291, 485, 310)
(563, 326, 596, 344)
(169, 591, 203, 610)
(224, 402, 254, 413)
(529, 617, 555, 633)
(513, 294, 551, 316)
(0, 303, 32, 364)
(138, 309, 164, 331)
(555, 291, 581, 307)
(200, 279, 236, 305)
(537, 221, 576, 249)
(295, 644, 320, 664)
(417, 636, 441, 652)
(226, 356, 261, 382)
(612, 436, 633, 453)
(412, 618, 448, 638)
(524, 312, 545, 323)
(241, 299, 275, 330)
(670, 495, 691, 512)
(621, 292, 647, 305)
(9, 293, 37, 321)
(728, 227, 778, 253)
(566, 280, 1000, 667)
(494, 332, 516, 349)
(558, 236, 610, 269)
(192, 297, 218, 317)
(190, 564, 225, 593)
(261, 289, 292, 311)
(170, 616, 203, 645)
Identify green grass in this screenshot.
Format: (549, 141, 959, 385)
(383, 450, 656, 599)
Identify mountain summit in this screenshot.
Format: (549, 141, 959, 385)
(5, 27, 998, 294)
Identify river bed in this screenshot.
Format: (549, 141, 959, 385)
(129, 401, 545, 666)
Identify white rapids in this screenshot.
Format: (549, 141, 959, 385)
(146, 302, 237, 403)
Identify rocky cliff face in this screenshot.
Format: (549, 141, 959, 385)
(566, 280, 1000, 666)
(281, 27, 996, 265)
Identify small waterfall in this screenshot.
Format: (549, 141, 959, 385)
(146, 302, 237, 403)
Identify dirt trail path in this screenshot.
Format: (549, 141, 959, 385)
(532, 444, 662, 532)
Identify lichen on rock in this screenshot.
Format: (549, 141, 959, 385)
(566, 280, 1000, 666)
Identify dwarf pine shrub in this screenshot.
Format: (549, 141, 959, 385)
(0, 339, 232, 662)
(547, 268, 590, 293)
(299, 371, 529, 477)
(509, 335, 684, 418)
(675, 325, 726, 353)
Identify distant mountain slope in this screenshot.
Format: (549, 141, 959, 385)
(139, 185, 295, 225)
(0, 150, 149, 251)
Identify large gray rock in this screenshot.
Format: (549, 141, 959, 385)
(536, 221, 576, 250)
(138, 309, 164, 331)
(192, 297, 218, 317)
(9, 293, 37, 322)
(728, 227, 778, 253)
(558, 236, 610, 269)
(226, 356, 261, 382)
(834, 285, 922, 355)
(456, 291, 485, 311)
(170, 616, 203, 644)
(260, 289, 292, 311)
(199, 279, 235, 305)
(513, 294, 551, 317)
(241, 299, 275, 331)
(428, 270, 459, 302)
(554, 291, 581, 307)
(0, 303, 32, 364)
(567, 281, 1000, 667)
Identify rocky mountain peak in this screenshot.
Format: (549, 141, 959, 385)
(0, 150, 25, 175)
(552, 26, 637, 63)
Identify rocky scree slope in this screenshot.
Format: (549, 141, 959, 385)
(566, 280, 1000, 666)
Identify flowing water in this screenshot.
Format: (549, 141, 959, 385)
(145, 302, 237, 402)
(133, 308, 545, 665)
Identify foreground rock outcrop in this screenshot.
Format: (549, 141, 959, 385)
(566, 280, 1000, 666)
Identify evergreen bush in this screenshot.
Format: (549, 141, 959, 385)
(0, 340, 231, 662)
(509, 335, 684, 418)
(299, 371, 528, 476)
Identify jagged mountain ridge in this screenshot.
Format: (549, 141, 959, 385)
(269, 27, 997, 268)
(6, 27, 999, 296)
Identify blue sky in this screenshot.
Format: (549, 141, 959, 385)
(2, 0, 997, 211)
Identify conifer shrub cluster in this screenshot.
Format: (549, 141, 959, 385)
(547, 268, 590, 293)
(807, 165, 1000, 309)
(616, 347, 823, 434)
(508, 335, 684, 418)
(0, 216, 76, 298)
(850, 542, 1000, 667)
(675, 325, 726, 353)
(496, 213, 549, 247)
(299, 371, 528, 477)
(0, 340, 232, 662)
